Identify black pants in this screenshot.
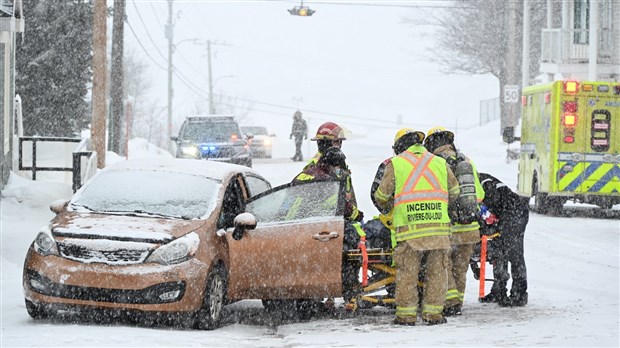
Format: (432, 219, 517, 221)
(292, 136, 304, 161)
(489, 211, 528, 298)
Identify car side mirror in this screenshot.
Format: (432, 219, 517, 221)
(269, 133, 276, 137)
(171, 136, 179, 142)
(50, 199, 69, 214)
(232, 213, 257, 240)
(246, 133, 254, 140)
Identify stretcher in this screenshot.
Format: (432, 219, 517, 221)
(344, 247, 396, 311)
(344, 234, 499, 311)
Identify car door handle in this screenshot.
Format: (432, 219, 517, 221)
(313, 231, 339, 242)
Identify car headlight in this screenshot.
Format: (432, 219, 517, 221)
(34, 226, 59, 256)
(181, 145, 199, 158)
(146, 232, 200, 265)
(263, 138, 272, 146)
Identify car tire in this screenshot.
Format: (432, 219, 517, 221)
(193, 265, 227, 330)
(25, 299, 51, 319)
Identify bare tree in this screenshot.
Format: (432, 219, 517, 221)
(123, 49, 168, 148)
(415, 0, 546, 128)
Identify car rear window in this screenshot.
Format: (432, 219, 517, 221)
(241, 126, 268, 136)
(70, 169, 221, 219)
(180, 120, 241, 142)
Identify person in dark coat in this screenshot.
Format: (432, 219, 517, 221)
(289, 111, 308, 162)
(478, 173, 529, 307)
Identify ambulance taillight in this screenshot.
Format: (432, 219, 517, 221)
(563, 101, 577, 113)
(564, 81, 579, 94)
(563, 113, 577, 127)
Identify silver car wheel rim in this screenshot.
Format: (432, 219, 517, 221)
(209, 275, 224, 319)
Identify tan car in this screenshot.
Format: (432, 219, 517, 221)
(23, 158, 350, 329)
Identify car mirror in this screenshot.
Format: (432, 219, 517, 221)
(171, 136, 179, 142)
(232, 213, 257, 240)
(50, 199, 69, 214)
(269, 133, 276, 137)
(246, 133, 254, 140)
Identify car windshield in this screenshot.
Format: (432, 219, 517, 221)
(70, 169, 221, 219)
(246, 181, 341, 223)
(181, 120, 240, 142)
(241, 126, 268, 136)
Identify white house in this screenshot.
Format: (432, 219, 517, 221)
(0, 0, 23, 190)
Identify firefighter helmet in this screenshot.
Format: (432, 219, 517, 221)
(425, 126, 454, 143)
(392, 128, 425, 154)
(424, 126, 455, 153)
(311, 122, 347, 141)
(393, 128, 424, 145)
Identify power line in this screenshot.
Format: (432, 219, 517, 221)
(132, 0, 168, 63)
(125, 19, 167, 71)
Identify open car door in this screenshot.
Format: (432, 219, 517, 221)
(226, 180, 345, 300)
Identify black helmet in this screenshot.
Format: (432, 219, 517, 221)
(320, 146, 346, 168)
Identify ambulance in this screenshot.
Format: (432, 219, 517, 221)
(517, 80, 620, 213)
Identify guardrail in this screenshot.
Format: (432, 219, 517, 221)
(18, 136, 94, 192)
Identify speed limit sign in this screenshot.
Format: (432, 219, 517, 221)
(504, 85, 520, 103)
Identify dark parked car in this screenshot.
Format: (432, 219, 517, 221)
(172, 115, 252, 167)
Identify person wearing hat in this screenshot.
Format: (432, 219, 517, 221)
(374, 128, 460, 326)
(424, 126, 485, 317)
(304, 121, 348, 170)
(289, 111, 308, 162)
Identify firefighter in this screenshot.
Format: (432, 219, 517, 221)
(289, 110, 308, 162)
(304, 122, 347, 171)
(424, 126, 485, 317)
(292, 146, 363, 224)
(478, 172, 529, 307)
(365, 128, 418, 250)
(374, 128, 460, 326)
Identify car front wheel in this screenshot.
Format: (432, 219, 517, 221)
(193, 265, 227, 330)
(25, 299, 51, 319)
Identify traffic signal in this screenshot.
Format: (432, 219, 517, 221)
(288, 5, 315, 16)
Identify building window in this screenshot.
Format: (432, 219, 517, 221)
(574, 0, 589, 44)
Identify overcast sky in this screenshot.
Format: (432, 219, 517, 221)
(124, 0, 499, 139)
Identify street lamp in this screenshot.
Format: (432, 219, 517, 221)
(209, 75, 235, 114)
(288, 0, 315, 16)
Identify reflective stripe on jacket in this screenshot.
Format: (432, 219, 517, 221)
(392, 145, 451, 243)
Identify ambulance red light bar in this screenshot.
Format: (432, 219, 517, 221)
(564, 81, 579, 94)
(563, 101, 577, 112)
(563, 113, 577, 127)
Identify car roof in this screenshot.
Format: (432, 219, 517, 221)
(185, 115, 236, 122)
(107, 158, 264, 182)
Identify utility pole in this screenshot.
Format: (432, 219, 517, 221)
(109, 0, 125, 155)
(91, 0, 107, 168)
(166, 0, 174, 152)
(207, 40, 214, 114)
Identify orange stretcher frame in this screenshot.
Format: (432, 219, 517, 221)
(345, 248, 396, 311)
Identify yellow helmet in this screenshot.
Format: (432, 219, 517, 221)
(425, 126, 454, 142)
(393, 128, 424, 145)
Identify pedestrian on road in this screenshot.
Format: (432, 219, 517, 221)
(290, 110, 308, 162)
